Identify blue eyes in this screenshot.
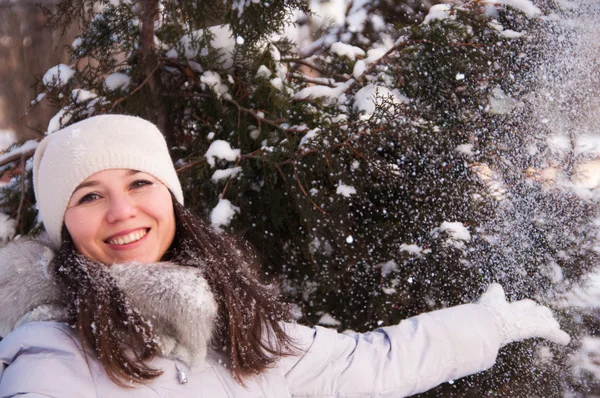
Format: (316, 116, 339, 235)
(76, 180, 153, 205)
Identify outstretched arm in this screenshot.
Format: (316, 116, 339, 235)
(282, 284, 569, 398)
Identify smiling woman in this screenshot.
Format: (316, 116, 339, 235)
(0, 115, 572, 397)
(64, 169, 176, 264)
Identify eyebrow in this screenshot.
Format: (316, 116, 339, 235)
(71, 170, 141, 194)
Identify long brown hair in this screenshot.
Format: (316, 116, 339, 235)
(51, 200, 296, 386)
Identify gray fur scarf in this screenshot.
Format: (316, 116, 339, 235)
(0, 239, 217, 368)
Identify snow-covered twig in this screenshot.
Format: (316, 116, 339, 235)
(223, 96, 287, 132)
(109, 63, 160, 111)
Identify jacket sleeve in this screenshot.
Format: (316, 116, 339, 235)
(0, 322, 97, 398)
(281, 303, 502, 398)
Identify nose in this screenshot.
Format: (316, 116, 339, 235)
(105, 192, 138, 223)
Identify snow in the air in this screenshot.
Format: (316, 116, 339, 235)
(205, 140, 241, 167)
(210, 198, 240, 231)
(42, 64, 75, 87)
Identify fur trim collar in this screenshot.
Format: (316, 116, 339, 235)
(0, 239, 217, 368)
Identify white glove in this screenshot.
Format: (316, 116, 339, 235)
(477, 283, 571, 347)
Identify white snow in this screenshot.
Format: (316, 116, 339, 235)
(347, 7, 368, 33)
(353, 84, 409, 119)
(336, 181, 356, 197)
(488, 87, 524, 115)
(0, 213, 15, 242)
(71, 89, 97, 103)
(201, 71, 229, 99)
(455, 143, 474, 157)
(423, 4, 453, 24)
(270, 77, 284, 91)
(318, 313, 342, 327)
(42, 64, 75, 87)
(255, 65, 272, 79)
(309, 0, 346, 26)
(293, 80, 354, 105)
(0, 140, 39, 165)
(482, 0, 541, 17)
(353, 60, 366, 79)
(210, 199, 240, 231)
(299, 128, 319, 147)
(204, 140, 241, 167)
(400, 244, 423, 256)
(47, 109, 72, 134)
(500, 29, 527, 39)
(330, 42, 365, 59)
(376, 260, 398, 277)
(560, 272, 600, 308)
(180, 25, 236, 69)
(211, 167, 242, 182)
(572, 337, 600, 380)
(576, 136, 600, 157)
(439, 221, 471, 241)
(71, 37, 83, 49)
(105, 73, 131, 90)
(546, 134, 571, 156)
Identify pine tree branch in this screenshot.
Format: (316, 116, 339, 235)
(0, 148, 36, 169)
(223, 96, 287, 132)
(292, 162, 326, 214)
(176, 158, 206, 173)
(282, 58, 351, 82)
(220, 159, 241, 200)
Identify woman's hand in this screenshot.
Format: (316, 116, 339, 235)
(477, 283, 571, 347)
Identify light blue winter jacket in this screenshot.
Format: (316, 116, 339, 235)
(0, 240, 502, 397)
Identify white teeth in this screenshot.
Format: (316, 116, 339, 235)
(108, 229, 147, 245)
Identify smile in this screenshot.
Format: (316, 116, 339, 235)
(106, 229, 148, 245)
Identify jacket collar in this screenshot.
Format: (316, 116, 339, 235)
(0, 239, 217, 368)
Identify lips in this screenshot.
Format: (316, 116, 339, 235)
(105, 228, 148, 245)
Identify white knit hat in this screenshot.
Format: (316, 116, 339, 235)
(33, 114, 184, 248)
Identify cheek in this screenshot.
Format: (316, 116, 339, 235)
(150, 188, 176, 245)
(64, 210, 99, 251)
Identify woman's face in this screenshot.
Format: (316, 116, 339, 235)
(64, 169, 176, 264)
